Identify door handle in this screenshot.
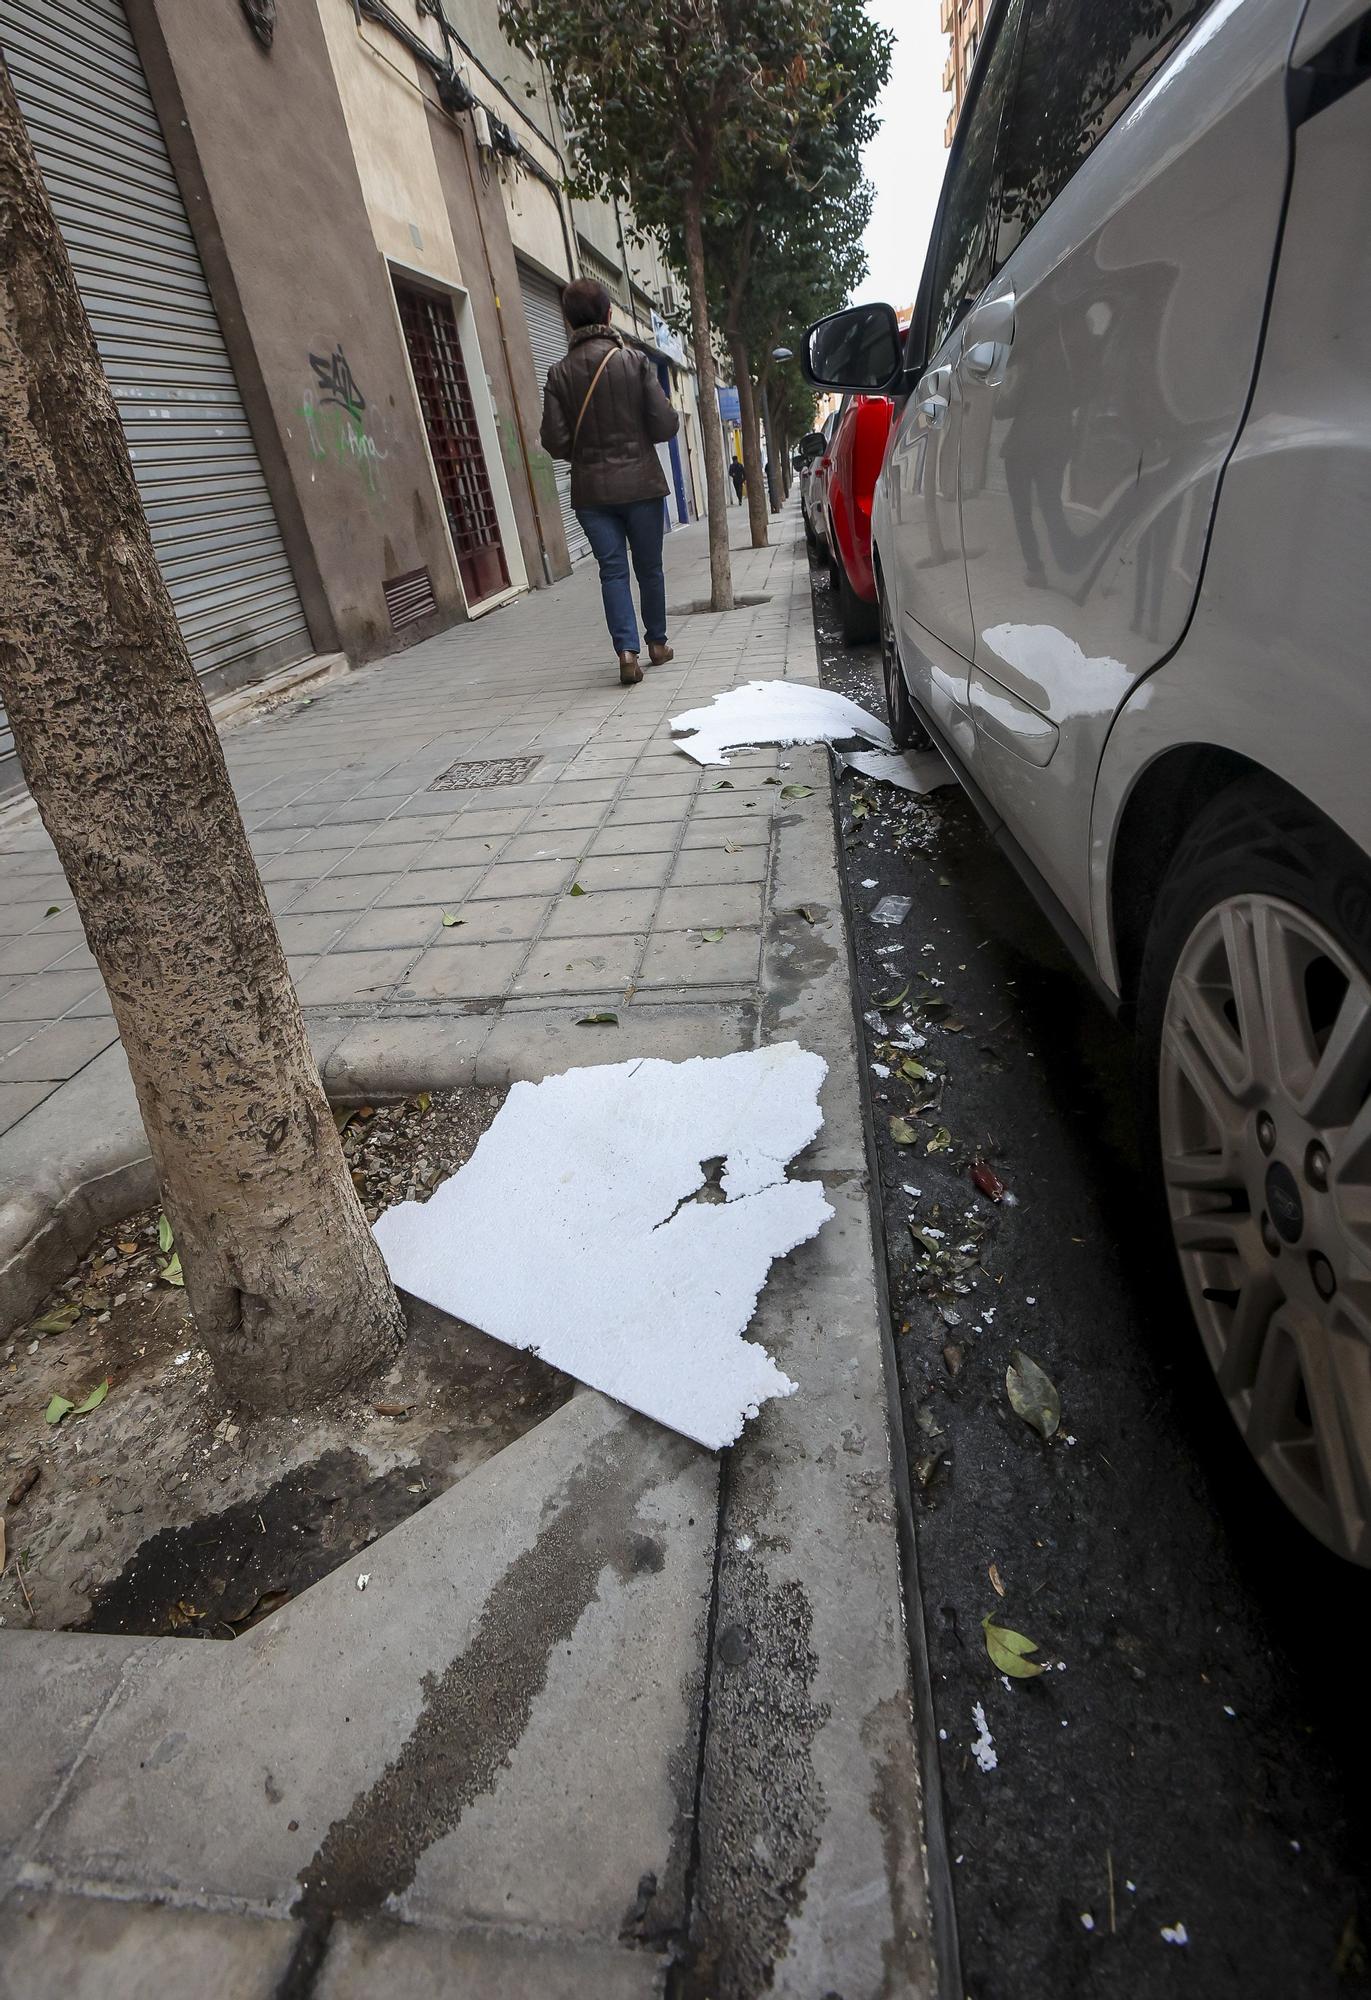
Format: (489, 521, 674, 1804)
(962, 341, 1000, 377)
(918, 396, 948, 429)
(963, 291, 1015, 347)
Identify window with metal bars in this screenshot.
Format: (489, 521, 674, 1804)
(394, 281, 510, 605)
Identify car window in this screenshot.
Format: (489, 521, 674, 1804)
(926, 0, 1026, 358)
(995, 0, 1210, 265)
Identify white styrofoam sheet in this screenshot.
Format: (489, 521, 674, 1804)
(837, 747, 954, 794)
(373, 1045, 833, 1450)
(669, 679, 894, 766)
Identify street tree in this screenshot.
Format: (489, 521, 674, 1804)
(692, 0, 890, 549)
(0, 69, 403, 1412)
(499, 0, 835, 612)
(733, 172, 876, 517)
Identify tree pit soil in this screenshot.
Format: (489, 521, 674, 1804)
(0, 1087, 572, 1638)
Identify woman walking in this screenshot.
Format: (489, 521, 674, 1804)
(540, 278, 680, 686)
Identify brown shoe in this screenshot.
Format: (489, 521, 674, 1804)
(618, 651, 643, 685)
(648, 641, 674, 666)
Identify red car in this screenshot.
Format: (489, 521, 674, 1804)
(816, 393, 894, 645)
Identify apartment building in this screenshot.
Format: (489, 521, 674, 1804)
(0, 0, 699, 795)
(940, 0, 989, 143)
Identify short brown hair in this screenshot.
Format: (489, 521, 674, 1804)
(561, 277, 612, 329)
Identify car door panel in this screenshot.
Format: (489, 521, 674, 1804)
(887, 332, 975, 718)
(880, 0, 1027, 719)
(958, 0, 1303, 931)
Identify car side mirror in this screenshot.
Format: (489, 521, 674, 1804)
(801, 304, 903, 393)
(796, 431, 827, 462)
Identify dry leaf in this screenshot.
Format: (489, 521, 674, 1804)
(989, 1561, 1006, 1597)
(1006, 1348, 1061, 1440)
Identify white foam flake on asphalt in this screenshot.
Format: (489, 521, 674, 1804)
(373, 1044, 832, 1450)
(1161, 1923, 1189, 1946)
(1080, 1914, 1095, 1932)
(669, 679, 894, 765)
(838, 747, 954, 793)
(970, 1702, 998, 1772)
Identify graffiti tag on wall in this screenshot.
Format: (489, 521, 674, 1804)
(300, 343, 388, 499)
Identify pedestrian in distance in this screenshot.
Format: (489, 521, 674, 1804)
(539, 277, 680, 686)
(729, 459, 746, 505)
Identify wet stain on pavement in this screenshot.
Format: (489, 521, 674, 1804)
(295, 1421, 698, 1922)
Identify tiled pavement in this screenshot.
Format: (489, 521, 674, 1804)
(0, 508, 819, 1137)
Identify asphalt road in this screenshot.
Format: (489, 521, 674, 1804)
(806, 550, 1370, 2000)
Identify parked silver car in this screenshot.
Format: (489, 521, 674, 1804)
(804, 0, 1371, 1564)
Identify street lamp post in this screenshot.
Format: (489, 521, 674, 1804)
(766, 346, 795, 506)
(758, 379, 780, 512)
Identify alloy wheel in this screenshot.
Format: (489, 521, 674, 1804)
(1159, 893, 1371, 1562)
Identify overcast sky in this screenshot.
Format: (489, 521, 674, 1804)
(856, 0, 952, 310)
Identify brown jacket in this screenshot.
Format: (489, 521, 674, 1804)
(540, 324, 679, 509)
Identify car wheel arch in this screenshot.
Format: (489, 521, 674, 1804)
(1106, 747, 1336, 1009)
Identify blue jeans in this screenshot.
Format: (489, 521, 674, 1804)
(576, 500, 667, 655)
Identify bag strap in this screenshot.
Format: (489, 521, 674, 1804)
(572, 344, 622, 457)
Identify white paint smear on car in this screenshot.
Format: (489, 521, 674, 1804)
(373, 1044, 832, 1450)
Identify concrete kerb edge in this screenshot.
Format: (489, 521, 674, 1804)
(821, 738, 964, 2000)
(677, 719, 934, 1991)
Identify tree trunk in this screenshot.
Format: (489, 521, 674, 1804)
(681, 192, 733, 612)
(0, 70, 402, 1412)
(726, 333, 769, 551)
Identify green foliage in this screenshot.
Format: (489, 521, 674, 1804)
(499, 0, 840, 221)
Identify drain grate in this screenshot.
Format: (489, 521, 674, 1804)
(428, 754, 543, 791)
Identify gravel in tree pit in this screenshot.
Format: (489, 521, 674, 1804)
(0, 1087, 572, 1638)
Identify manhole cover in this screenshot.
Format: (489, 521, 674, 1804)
(429, 755, 543, 791)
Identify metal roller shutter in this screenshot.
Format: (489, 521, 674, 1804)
(1, 0, 312, 781)
(516, 264, 591, 567)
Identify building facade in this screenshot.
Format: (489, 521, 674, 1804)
(0, 0, 698, 796)
(940, 0, 989, 144)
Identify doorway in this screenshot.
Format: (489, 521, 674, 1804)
(394, 280, 510, 607)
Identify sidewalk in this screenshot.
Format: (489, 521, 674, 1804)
(0, 509, 932, 1998)
(1, 521, 805, 1126)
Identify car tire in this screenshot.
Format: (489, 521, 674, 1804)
(878, 579, 930, 750)
(836, 557, 879, 646)
(1135, 775, 1371, 1565)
